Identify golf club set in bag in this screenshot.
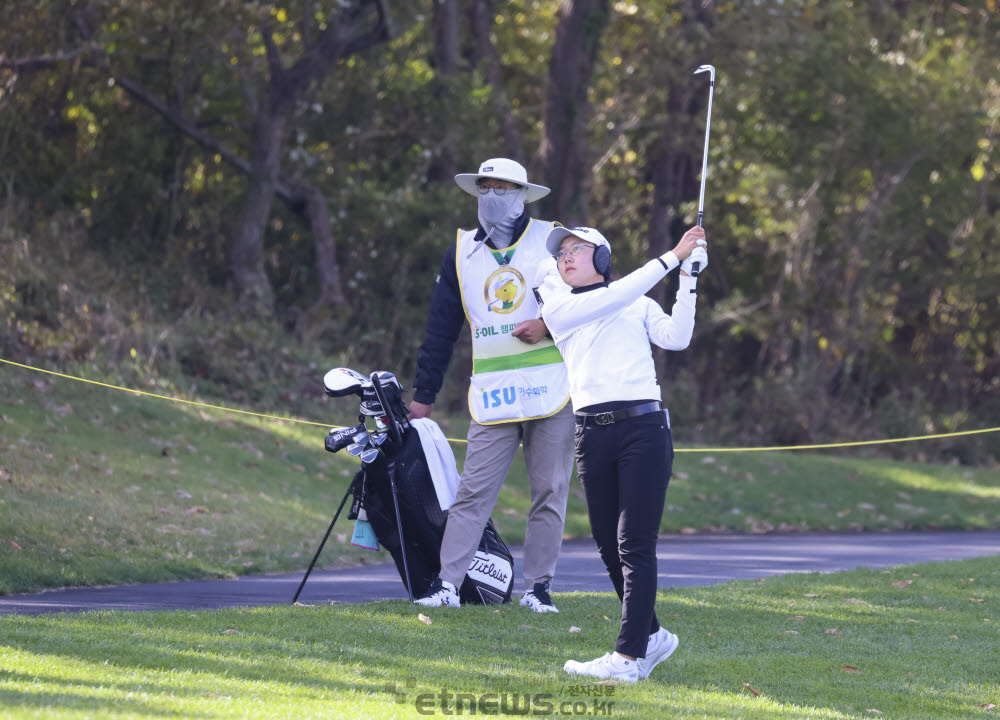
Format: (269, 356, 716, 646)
(292, 368, 514, 606)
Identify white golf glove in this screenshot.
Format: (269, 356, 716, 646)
(681, 246, 708, 276)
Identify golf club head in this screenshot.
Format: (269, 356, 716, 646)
(323, 367, 371, 398)
(352, 430, 371, 447)
(360, 447, 380, 464)
(694, 64, 716, 80)
(370, 432, 388, 446)
(347, 442, 366, 457)
(373, 370, 405, 392)
(372, 414, 405, 451)
(362, 371, 407, 419)
(325, 422, 366, 454)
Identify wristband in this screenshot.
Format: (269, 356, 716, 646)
(679, 273, 698, 294)
(657, 251, 679, 272)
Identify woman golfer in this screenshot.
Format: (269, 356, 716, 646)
(536, 224, 707, 682)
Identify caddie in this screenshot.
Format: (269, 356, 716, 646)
(409, 157, 574, 612)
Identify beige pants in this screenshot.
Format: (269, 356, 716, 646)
(439, 403, 575, 590)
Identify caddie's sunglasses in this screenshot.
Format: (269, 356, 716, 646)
(553, 243, 594, 262)
(476, 181, 521, 196)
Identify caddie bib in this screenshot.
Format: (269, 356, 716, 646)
(456, 220, 570, 424)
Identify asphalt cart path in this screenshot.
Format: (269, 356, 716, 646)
(3, 531, 999, 615)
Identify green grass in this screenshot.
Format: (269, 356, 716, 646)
(1, 556, 998, 719)
(2, 366, 999, 595)
(662, 452, 1000, 534)
(0, 365, 589, 596)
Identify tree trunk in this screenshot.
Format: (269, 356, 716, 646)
(647, 82, 698, 297)
(3, 0, 396, 317)
(229, 110, 286, 311)
(114, 73, 347, 316)
(426, 0, 461, 183)
(467, 0, 525, 163)
(538, 0, 609, 225)
(647, 82, 699, 383)
(226, 0, 394, 313)
(300, 183, 345, 307)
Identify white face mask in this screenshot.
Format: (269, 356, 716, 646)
(478, 189, 525, 228)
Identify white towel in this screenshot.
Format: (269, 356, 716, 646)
(410, 418, 460, 510)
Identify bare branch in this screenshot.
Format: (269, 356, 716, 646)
(114, 74, 299, 204)
(0, 47, 101, 71)
(227, 23, 259, 115)
(261, 26, 285, 86)
(287, 0, 393, 97)
(591, 100, 647, 175)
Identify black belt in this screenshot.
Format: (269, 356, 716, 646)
(574, 401, 662, 428)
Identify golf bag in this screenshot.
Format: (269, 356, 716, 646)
(349, 428, 514, 605)
(294, 368, 514, 606)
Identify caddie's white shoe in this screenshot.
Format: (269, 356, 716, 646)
(563, 652, 639, 683)
(413, 578, 460, 608)
(519, 581, 559, 613)
(636, 628, 679, 679)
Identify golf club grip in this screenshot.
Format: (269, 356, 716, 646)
(692, 212, 703, 277)
(370, 372, 403, 445)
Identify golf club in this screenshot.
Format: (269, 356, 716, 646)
(692, 64, 716, 278)
(370, 371, 413, 603)
(323, 367, 369, 398)
(325, 422, 365, 454)
(299, 365, 517, 607)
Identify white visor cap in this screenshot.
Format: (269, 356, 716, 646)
(455, 158, 551, 203)
(545, 226, 611, 257)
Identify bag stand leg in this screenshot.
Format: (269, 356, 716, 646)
(291, 476, 357, 604)
(387, 460, 415, 604)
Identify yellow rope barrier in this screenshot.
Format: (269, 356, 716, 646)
(671, 427, 999, 453)
(3, 357, 997, 452)
(0, 357, 329, 428)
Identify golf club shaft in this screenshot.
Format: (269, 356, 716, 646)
(370, 372, 403, 446)
(368, 371, 414, 601)
(693, 65, 715, 278)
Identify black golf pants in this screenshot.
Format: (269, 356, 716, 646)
(575, 410, 672, 658)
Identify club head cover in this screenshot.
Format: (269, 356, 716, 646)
(326, 422, 366, 453)
(323, 367, 370, 398)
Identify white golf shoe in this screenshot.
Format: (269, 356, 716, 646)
(563, 652, 639, 683)
(636, 628, 679, 679)
(413, 578, 460, 608)
(519, 581, 559, 613)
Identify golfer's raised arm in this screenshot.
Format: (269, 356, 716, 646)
(644, 275, 698, 351)
(540, 227, 705, 341)
(539, 259, 673, 339)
